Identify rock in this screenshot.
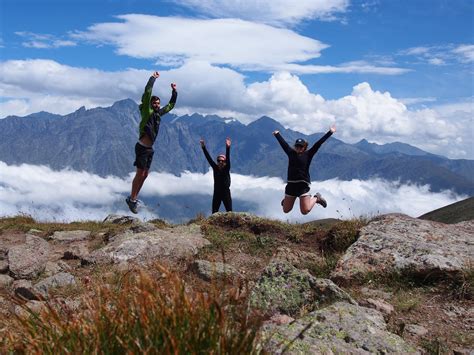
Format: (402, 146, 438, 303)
(63, 243, 90, 260)
(12, 279, 40, 301)
(266, 313, 295, 326)
(51, 230, 91, 242)
(405, 324, 429, 336)
(8, 235, 50, 279)
(83, 224, 210, 264)
(332, 214, 474, 283)
(360, 298, 394, 316)
(262, 301, 420, 354)
(192, 260, 240, 281)
(0, 274, 14, 288)
(103, 214, 157, 233)
(103, 214, 140, 225)
(249, 261, 356, 317)
(34, 272, 76, 296)
(0, 259, 8, 273)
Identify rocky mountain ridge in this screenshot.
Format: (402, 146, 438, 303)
(1, 99, 473, 195)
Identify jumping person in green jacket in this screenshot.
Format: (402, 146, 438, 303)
(126, 71, 177, 214)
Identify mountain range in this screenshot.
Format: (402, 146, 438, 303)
(1, 98, 473, 196)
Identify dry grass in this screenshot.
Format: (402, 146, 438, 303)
(2, 264, 262, 354)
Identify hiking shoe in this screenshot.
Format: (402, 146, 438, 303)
(314, 193, 327, 208)
(126, 196, 138, 214)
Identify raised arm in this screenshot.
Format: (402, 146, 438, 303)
(140, 72, 159, 112)
(225, 137, 231, 170)
(159, 83, 178, 116)
(200, 139, 217, 168)
(273, 130, 292, 155)
(308, 125, 336, 157)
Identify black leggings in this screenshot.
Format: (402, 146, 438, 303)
(212, 188, 232, 213)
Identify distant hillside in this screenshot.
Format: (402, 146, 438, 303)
(0, 99, 473, 195)
(418, 197, 474, 224)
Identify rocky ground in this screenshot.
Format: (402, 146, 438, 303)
(0, 212, 472, 354)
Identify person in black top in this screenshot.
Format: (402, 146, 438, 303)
(273, 125, 336, 214)
(200, 137, 232, 213)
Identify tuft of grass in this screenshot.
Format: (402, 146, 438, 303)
(321, 218, 368, 253)
(302, 253, 341, 279)
(420, 337, 450, 355)
(392, 290, 422, 312)
(2, 264, 262, 354)
(447, 263, 474, 300)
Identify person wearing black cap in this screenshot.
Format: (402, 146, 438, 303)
(200, 137, 232, 213)
(273, 125, 336, 214)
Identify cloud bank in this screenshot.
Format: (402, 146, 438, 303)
(0, 162, 464, 223)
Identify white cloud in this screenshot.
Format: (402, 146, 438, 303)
(0, 162, 465, 223)
(15, 31, 76, 49)
(71, 14, 406, 75)
(453, 44, 474, 63)
(174, 0, 349, 26)
(401, 44, 474, 65)
(73, 15, 327, 70)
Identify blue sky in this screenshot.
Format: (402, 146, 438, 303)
(1, 0, 473, 158)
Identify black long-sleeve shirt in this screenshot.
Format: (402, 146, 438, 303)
(202, 145, 231, 189)
(275, 131, 333, 184)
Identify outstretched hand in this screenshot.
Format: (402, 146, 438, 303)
(330, 125, 336, 133)
(226, 137, 231, 147)
(200, 139, 205, 147)
(152, 71, 160, 78)
(272, 130, 279, 136)
(171, 83, 177, 90)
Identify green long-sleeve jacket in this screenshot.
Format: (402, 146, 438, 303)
(138, 76, 177, 144)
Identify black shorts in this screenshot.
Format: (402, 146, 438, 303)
(134, 142, 154, 170)
(285, 181, 310, 197)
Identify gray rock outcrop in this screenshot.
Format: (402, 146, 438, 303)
(250, 261, 356, 317)
(332, 214, 474, 283)
(84, 224, 210, 264)
(262, 301, 419, 354)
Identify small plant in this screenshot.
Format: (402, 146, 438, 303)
(393, 290, 422, 312)
(420, 337, 449, 355)
(322, 218, 367, 252)
(448, 263, 474, 300)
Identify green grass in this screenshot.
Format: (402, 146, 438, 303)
(2, 264, 262, 354)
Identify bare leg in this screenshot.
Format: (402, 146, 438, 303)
(282, 195, 297, 213)
(131, 168, 148, 200)
(300, 195, 318, 215)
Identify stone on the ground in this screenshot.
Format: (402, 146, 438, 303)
(8, 235, 50, 279)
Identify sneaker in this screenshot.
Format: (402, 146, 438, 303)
(314, 193, 327, 208)
(126, 196, 138, 214)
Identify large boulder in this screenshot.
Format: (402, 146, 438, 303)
(249, 261, 356, 317)
(84, 224, 210, 264)
(8, 235, 51, 279)
(262, 301, 419, 354)
(332, 214, 474, 283)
